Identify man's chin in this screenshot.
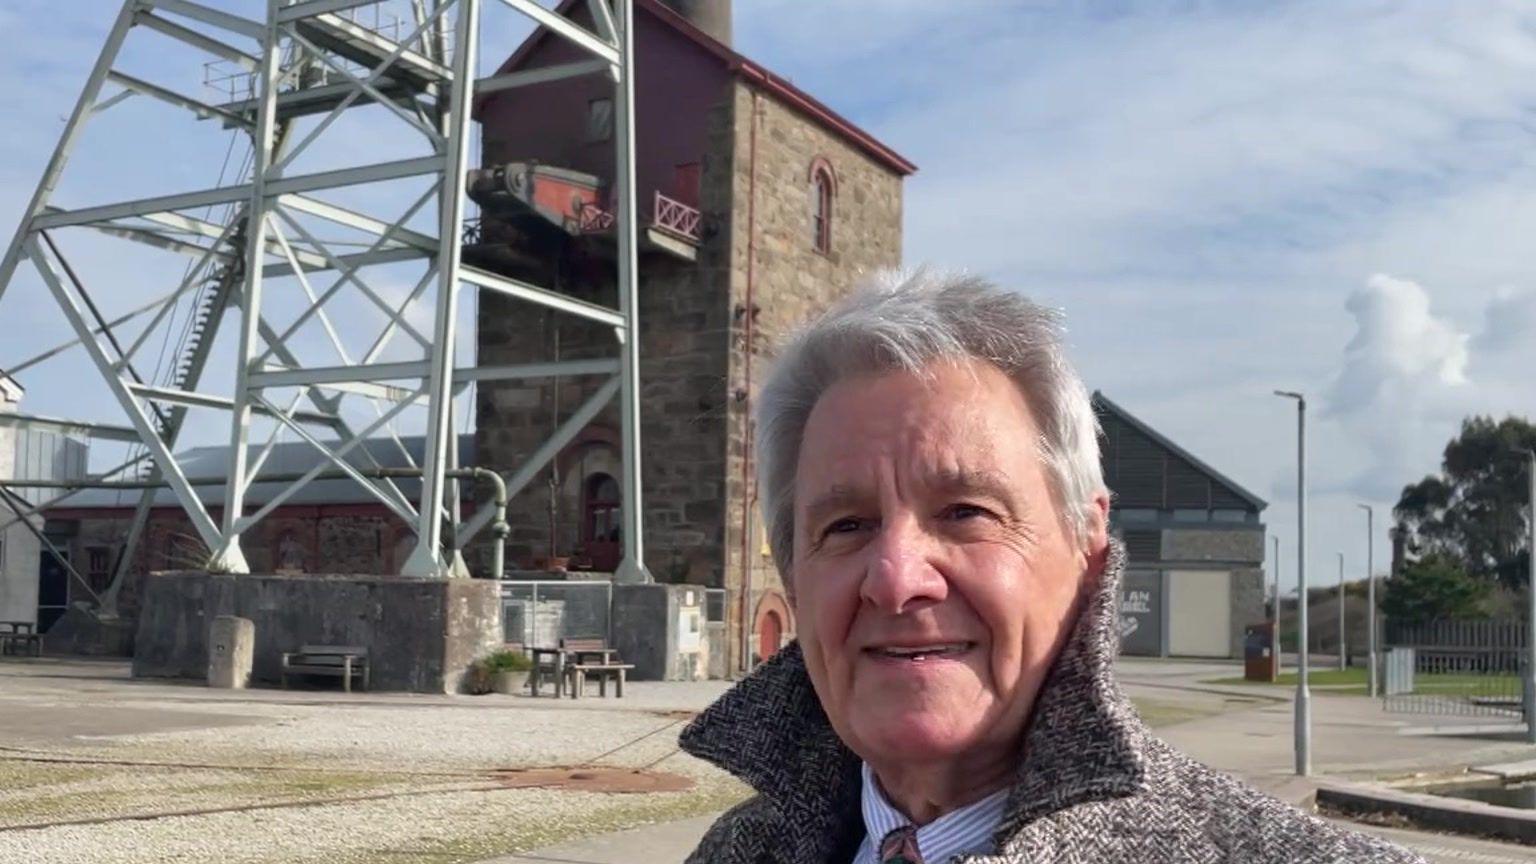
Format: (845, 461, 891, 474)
(848, 711, 988, 766)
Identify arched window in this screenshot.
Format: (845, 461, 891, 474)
(809, 158, 836, 254)
(582, 473, 622, 571)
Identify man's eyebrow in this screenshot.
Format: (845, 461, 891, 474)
(801, 485, 866, 526)
(929, 468, 1010, 497)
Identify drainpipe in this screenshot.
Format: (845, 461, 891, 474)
(737, 88, 761, 675)
(458, 467, 508, 580)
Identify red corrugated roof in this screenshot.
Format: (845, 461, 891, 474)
(488, 0, 917, 177)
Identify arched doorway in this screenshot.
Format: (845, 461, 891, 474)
(582, 473, 622, 571)
(751, 591, 793, 665)
(757, 609, 782, 663)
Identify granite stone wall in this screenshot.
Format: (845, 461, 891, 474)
(1162, 527, 1265, 565)
(472, 78, 905, 675)
(719, 81, 905, 673)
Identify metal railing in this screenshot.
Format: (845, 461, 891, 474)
(500, 579, 613, 648)
(1383, 619, 1529, 718)
(653, 191, 700, 241)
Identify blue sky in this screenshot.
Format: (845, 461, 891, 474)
(3, 1, 1536, 595)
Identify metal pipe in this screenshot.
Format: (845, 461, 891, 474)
(1275, 389, 1310, 777)
(738, 87, 761, 674)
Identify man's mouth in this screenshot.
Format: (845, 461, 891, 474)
(866, 642, 974, 662)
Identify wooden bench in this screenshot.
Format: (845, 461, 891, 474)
(0, 621, 41, 658)
(280, 644, 369, 692)
(559, 637, 633, 699)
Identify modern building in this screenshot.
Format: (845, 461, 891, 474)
(1096, 392, 1268, 659)
(0, 375, 89, 630)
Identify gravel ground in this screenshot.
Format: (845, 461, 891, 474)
(0, 660, 748, 864)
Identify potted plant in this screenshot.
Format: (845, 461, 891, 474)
(480, 648, 533, 695)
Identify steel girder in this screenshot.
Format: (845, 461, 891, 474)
(0, 0, 648, 581)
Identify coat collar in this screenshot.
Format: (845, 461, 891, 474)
(679, 540, 1150, 864)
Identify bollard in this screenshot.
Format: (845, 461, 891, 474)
(207, 616, 255, 689)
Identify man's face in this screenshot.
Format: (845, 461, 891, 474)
(791, 360, 1108, 768)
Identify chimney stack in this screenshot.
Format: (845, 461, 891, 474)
(658, 0, 731, 47)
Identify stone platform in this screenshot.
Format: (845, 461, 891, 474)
(132, 571, 503, 693)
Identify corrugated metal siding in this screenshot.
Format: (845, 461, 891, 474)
(1165, 457, 1211, 509)
(9, 429, 87, 506)
(1122, 529, 1161, 562)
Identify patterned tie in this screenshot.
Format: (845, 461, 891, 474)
(879, 825, 923, 864)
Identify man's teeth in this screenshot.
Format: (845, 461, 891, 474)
(877, 644, 968, 659)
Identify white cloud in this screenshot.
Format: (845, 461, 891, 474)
(1328, 273, 1469, 416)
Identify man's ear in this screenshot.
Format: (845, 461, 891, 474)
(1082, 492, 1111, 576)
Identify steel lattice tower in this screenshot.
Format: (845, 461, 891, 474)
(0, 0, 649, 595)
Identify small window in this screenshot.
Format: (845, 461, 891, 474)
(811, 168, 833, 253)
(1172, 508, 1209, 523)
(585, 98, 613, 143)
(1211, 508, 1249, 523)
(1115, 508, 1159, 523)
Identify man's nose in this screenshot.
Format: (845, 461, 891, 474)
(860, 514, 947, 614)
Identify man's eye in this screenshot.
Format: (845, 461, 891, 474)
(824, 518, 863, 536)
(945, 503, 990, 521)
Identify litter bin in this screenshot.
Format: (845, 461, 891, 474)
(208, 615, 254, 689)
(1243, 621, 1278, 682)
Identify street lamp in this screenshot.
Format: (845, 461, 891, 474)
(1357, 503, 1376, 699)
(1336, 552, 1346, 672)
(1513, 449, 1536, 745)
(1274, 390, 1310, 776)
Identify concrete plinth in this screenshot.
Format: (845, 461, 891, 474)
(611, 583, 706, 681)
(133, 572, 503, 693)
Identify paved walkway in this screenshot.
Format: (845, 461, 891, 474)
(481, 658, 1536, 864)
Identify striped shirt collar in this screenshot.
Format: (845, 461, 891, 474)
(854, 761, 1009, 864)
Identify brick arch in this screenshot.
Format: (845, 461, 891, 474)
(807, 155, 838, 194)
(752, 590, 794, 662)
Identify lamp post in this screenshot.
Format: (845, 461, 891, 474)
(1274, 390, 1310, 776)
(1357, 503, 1376, 699)
(1336, 552, 1347, 672)
(1272, 534, 1281, 673)
(1516, 449, 1536, 745)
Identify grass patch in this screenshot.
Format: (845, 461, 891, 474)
(279, 780, 755, 864)
(1130, 697, 1226, 728)
(0, 761, 406, 826)
(1202, 667, 1519, 698)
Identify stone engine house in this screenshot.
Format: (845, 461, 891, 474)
(468, 0, 913, 675)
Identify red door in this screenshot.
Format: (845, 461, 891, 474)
(757, 609, 783, 663)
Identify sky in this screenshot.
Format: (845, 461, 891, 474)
(2, 1, 1536, 595)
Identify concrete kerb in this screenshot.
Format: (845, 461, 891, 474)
(1316, 779, 1536, 847)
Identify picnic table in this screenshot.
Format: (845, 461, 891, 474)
(527, 639, 633, 698)
(0, 621, 41, 657)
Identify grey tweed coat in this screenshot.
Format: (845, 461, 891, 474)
(678, 542, 1424, 864)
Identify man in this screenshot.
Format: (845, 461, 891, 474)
(681, 270, 1420, 863)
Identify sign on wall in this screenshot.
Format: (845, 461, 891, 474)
(1119, 570, 1163, 656)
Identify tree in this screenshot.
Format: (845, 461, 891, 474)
(1393, 415, 1536, 591)
(1380, 553, 1490, 622)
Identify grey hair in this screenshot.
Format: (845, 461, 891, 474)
(755, 267, 1106, 586)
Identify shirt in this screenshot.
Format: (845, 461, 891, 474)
(851, 761, 1010, 864)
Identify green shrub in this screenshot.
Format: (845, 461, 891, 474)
(479, 648, 532, 673)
